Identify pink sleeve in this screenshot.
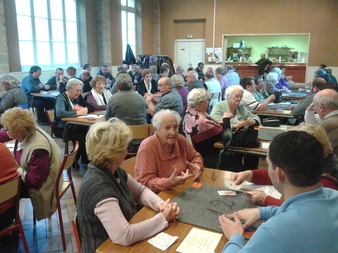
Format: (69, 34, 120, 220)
(25, 149, 50, 188)
(135, 145, 174, 193)
(85, 92, 107, 111)
(127, 175, 164, 210)
(94, 198, 168, 246)
(251, 169, 272, 185)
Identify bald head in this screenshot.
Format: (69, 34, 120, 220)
(313, 89, 338, 119)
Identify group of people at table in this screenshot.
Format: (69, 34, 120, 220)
(0, 62, 337, 252)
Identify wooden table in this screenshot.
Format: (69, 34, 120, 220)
(31, 90, 60, 98)
(214, 140, 269, 156)
(282, 91, 307, 100)
(96, 159, 235, 253)
(252, 105, 293, 118)
(61, 111, 106, 153)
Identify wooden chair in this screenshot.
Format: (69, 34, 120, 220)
(0, 175, 29, 253)
(127, 124, 153, 157)
(55, 141, 79, 251)
(45, 109, 57, 138)
(121, 156, 137, 178)
(71, 213, 81, 253)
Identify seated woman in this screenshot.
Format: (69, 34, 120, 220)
(240, 77, 275, 111)
(54, 78, 94, 164)
(85, 75, 112, 110)
(135, 109, 204, 193)
(0, 144, 18, 230)
(265, 72, 290, 95)
(232, 123, 338, 206)
(77, 118, 179, 252)
(183, 88, 223, 168)
(136, 69, 158, 96)
(0, 108, 62, 221)
(271, 67, 291, 92)
(171, 74, 188, 106)
(210, 85, 261, 171)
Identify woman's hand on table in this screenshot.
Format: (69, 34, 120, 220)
(232, 170, 253, 185)
(186, 161, 202, 181)
(246, 191, 267, 206)
(219, 212, 244, 240)
(169, 169, 193, 185)
(159, 199, 180, 222)
(76, 107, 88, 116)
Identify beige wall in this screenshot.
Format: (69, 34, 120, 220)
(158, 0, 338, 67)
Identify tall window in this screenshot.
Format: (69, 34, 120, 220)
(121, 0, 136, 59)
(15, 0, 79, 71)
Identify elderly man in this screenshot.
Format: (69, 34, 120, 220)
(225, 65, 240, 86)
(215, 67, 229, 100)
(186, 70, 205, 91)
(78, 63, 92, 78)
(22, 65, 54, 125)
(0, 74, 28, 114)
(305, 89, 338, 156)
(46, 68, 68, 92)
(219, 131, 338, 252)
(144, 77, 183, 117)
(80, 70, 93, 92)
(290, 77, 326, 118)
(105, 73, 147, 125)
(96, 65, 115, 87)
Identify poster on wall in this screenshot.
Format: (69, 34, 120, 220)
(214, 48, 222, 63)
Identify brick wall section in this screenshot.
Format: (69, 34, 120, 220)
(0, 0, 10, 74)
(97, 0, 112, 66)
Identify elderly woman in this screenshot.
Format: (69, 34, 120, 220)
(85, 75, 112, 110)
(135, 109, 204, 193)
(265, 72, 287, 95)
(232, 123, 338, 206)
(54, 78, 94, 164)
(77, 118, 179, 252)
(184, 88, 223, 167)
(0, 108, 62, 221)
(271, 67, 290, 92)
(0, 74, 28, 114)
(210, 85, 261, 170)
(171, 74, 188, 106)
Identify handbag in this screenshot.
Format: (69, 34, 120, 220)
(223, 126, 260, 148)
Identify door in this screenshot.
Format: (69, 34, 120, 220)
(175, 39, 205, 70)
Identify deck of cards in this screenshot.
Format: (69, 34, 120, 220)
(218, 190, 237, 196)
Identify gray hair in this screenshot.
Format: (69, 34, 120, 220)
(149, 65, 157, 75)
(117, 65, 123, 72)
(0, 74, 21, 86)
(66, 78, 83, 90)
(226, 65, 233, 71)
(205, 71, 215, 79)
(152, 109, 181, 130)
(171, 74, 184, 88)
(215, 67, 225, 75)
(187, 88, 208, 108)
(226, 84, 244, 99)
(272, 67, 282, 75)
(266, 72, 279, 83)
(314, 89, 338, 110)
(188, 70, 198, 80)
(116, 73, 133, 90)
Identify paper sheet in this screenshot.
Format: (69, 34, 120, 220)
(176, 228, 222, 253)
(147, 232, 178, 251)
(77, 114, 105, 119)
(261, 142, 270, 149)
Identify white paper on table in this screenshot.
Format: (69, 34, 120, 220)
(77, 114, 104, 119)
(259, 125, 288, 130)
(282, 110, 292, 114)
(261, 142, 270, 150)
(176, 228, 222, 253)
(147, 232, 178, 251)
(242, 182, 282, 199)
(6, 143, 15, 152)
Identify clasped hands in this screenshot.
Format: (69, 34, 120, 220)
(73, 104, 88, 115)
(158, 199, 180, 222)
(169, 161, 202, 185)
(144, 93, 161, 103)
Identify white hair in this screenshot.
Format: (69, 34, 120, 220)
(226, 84, 244, 99)
(187, 88, 208, 108)
(152, 109, 181, 129)
(188, 70, 198, 80)
(66, 78, 83, 90)
(266, 72, 279, 83)
(272, 67, 282, 75)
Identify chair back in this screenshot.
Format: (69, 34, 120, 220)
(72, 213, 81, 253)
(128, 124, 153, 139)
(0, 175, 20, 205)
(45, 109, 56, 137)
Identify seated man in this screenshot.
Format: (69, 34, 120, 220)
(144, 77, 183, 118)
(305, 89, 338, 157)
(219, 131, 338, 252)
(186, 70, 205, 91)
(77, 63, 92, 78)
(96, 65, 115, 88)
(240, 77, 274, 111)
(22, 65, 54, 125)
(46, 68, 68, 92)
(0, 74, 28, 115)
(79, 70, 92, 92)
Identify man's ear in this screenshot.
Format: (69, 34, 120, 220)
(276, 167, 286, 182)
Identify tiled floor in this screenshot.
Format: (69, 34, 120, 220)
(1, 125, 268, 252)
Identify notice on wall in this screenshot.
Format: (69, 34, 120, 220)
(214, 48, 222, 63)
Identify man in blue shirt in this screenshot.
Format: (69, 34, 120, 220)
(219, 131, 338, 253)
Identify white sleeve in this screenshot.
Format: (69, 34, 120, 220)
(304, 108, 321, 124)
(94, 197, 168, 246)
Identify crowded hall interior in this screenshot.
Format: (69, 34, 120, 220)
(0, 0, 337, 252)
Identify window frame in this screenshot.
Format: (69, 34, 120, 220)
(121, 0, 136, 59)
